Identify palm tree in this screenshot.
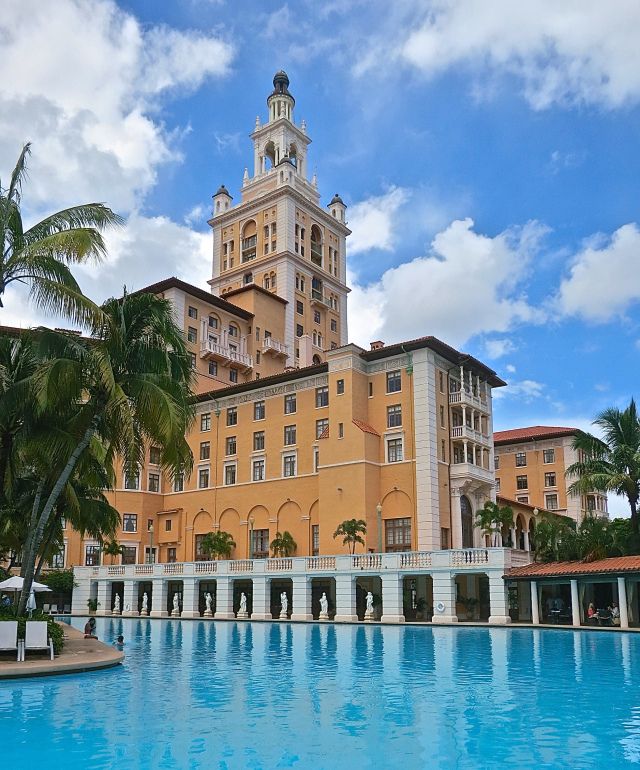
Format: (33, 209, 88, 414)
(533, 512, 577, 562)
(270, 531, 297, 557)
(200, 531, 236, 560)
(567, 399, 640, 536)
(15, 290, 195, 614)
(333, 519, 367, 554)
(102, 540, 124, 566)
(474, 500, 514, 546)
(576, 514, 612, 562)
(0, 143, 122, 323)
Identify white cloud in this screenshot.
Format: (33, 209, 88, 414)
(400, 1, 640, 109)
(0, 0, 233, 213)
(347, 187, 409, 255)
(493, 379, 544, 401)
(484, 338, 517, 359)
(505, 364, 516, 374)
(184, 204, 207, 227)
(348, 217, 546, 349)
(556, 223, 640, 321)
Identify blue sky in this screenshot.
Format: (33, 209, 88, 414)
(1, 1, 639, 512)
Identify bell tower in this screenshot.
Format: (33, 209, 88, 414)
(209, 72, 351, 368)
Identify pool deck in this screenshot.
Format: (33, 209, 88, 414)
(0, 623, 124, 680)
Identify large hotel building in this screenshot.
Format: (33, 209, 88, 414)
(58, 72, 506, 573)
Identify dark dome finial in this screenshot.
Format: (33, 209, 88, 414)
(268, 70, 295, 105)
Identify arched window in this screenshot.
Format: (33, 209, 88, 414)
(312, 354, 322, 365)
(270, 271, 277, 290)
(310, 224, 323, 267)
(460, 495, 474, 548)
(263, 274, 270, 289)
(241, 220, 257, 262)
(264, 141, 276, 170)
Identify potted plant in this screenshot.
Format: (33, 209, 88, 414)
(87, 598, 99, 614)
(460, 596, 479, 620)
(415, 597, 427, 621)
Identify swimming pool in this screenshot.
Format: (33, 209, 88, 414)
(2, 618, 639, 769)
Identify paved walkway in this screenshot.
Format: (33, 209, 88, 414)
(0, 623, 124, 679)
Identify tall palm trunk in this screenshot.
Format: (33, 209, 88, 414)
(18, 420, 97, 615)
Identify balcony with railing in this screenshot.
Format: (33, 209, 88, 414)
(450, 423, 490, 445)
(200, 339, 253, 371)
(310, 290, 331, 309)
(241, 235, 257, 263)
(310, 243, 323, 267)
(448, 385, 489, 410)
(262, 337, 289, 358)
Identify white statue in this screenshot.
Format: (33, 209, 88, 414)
(319, 592, 329, 619)
(113, 594, 121, 613)
(364, 591, 375, 622)
(280, 591, 288, 618)
(239, 592, 247, 613)
(171, 593, 180, 617)
(141, 592, 148, 614)
(205, 592, 213, 613)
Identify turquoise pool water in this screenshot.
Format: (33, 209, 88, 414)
(2, 618, 640, 769)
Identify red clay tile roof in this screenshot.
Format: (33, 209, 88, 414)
(506, 555, 640, 579)
(352, 418, 381, 437)
(494, 426, 578, 445)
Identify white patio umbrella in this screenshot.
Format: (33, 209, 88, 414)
(0, 576, 53, 594)
(26, 590, 37, 617)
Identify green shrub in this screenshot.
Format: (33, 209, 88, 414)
(0, 609, 65, 654)
(40, 569, 75, 594)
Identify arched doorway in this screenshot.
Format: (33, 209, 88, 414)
(460, 495, 474, 548)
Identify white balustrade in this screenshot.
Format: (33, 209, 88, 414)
(266, 558, 292, 572)
(194, 561, 218, 574)
(135, 564, 154, 576)
(163, 563, 184, 575)
(229, 560, 254, 573)
(401, 552, 433, 569)
(305, 556, 336, 571)
(450, 549, 489, 567)
(352, 554, 382, 570)
(107, 566, 125, 576)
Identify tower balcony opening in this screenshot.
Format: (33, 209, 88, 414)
(262, 337, 289, 358)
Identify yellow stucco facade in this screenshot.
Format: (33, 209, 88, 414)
(51, 72, 508, 571)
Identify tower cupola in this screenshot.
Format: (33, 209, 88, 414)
(267, 70, 295, 123)
(212, 184, 232, 217)
(328, 192, 347, 223)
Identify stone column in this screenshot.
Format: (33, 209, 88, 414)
(150, 580, 168, 618)
(291, 575, 313, 621)
(252, 576, 272, 620)
(96, 581, 111, 616)
(431, 572, 458, 624)
(523, 530, 530, 552)
(334, 574, 358, 622)
(181, 578, 200, 619)
(570, 579, 581, 626)
(380, 573, 405, 623)
(530, 581, 540, 625)
(451, 489, 463, 549)
(510, 527, 517, 549)
(72, 577, 92, 615)
(214, 577, 235, 619)
(122, 580, 138, 616)
(618, 576, 630, 629)
(488, 574, 512, 624)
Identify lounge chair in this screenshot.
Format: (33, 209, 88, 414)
(50, 604, 58, 615)
(63, 604, 71, 614)
(42, 604, 50, 614)
(0, 621, 22, 661)
(24, 621, 54, 660)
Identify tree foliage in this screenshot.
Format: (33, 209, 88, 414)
(474, 501, 514, 546)
(333, 519, 367, 554)
(0, 143, 122, 323)
(567, 399, 640, 536)
(270, 531, 297, 557)
(533, 512, 635, 563)
(200, 531, 236, 560)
